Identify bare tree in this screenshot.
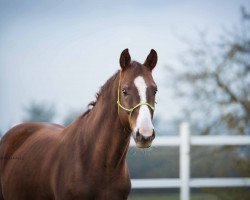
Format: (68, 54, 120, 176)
(23, 101, 56, 123)
(165, 7, 250, 200)
(166, 7, 250, 135)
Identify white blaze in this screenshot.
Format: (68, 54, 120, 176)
(134, 76, 154, 137)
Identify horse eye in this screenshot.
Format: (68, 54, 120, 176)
(122, 89, 128, 96)
(154, 89, 158, 95)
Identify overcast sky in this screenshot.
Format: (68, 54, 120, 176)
(0, 0, 249, 133)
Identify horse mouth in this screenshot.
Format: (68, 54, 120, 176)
(135, 141, 152, 149)
(133, 130, 155, 149)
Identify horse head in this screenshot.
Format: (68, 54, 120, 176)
(117, 49, 158, 148)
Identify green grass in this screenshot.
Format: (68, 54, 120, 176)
(128, 193, 218, 200)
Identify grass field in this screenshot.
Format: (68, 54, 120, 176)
(128, 193, 218, 200)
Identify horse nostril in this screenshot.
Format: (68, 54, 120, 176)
(151, 130, 155, 140)
(136, 130, 140, 138)
(136, 130, 155, 142)
(136, 131, 142, 141)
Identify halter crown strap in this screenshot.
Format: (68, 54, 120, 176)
(117, 71, 155, 119)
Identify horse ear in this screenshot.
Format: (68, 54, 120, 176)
(144, 49, 157, 71)
(120, 49, 131, 70)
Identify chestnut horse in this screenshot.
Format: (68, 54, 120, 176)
(0, 49, 158, 200)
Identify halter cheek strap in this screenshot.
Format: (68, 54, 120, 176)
(116, 71, 155, 121)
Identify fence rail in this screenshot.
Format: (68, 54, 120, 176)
(130, 135, 250, 146)
(130, 122, 250, 200)
(132, 178, 250, 188)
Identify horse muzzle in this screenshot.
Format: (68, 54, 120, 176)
(134, 129, 155, 148)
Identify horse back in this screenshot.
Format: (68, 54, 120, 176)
(0, 122, 63, 164)
(0, 122, 64, 199)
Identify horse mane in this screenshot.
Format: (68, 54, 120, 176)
(80, 70, 120, 118)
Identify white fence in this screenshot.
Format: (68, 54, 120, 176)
(130, 122, 250, 200)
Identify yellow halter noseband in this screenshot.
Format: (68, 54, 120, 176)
(116, 71, 155, 120)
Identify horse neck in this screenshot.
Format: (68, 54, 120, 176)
(64, 73, 131, 170)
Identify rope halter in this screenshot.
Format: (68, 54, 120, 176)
(116, 71, 155, 121)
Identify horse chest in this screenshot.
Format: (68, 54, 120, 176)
(60, 171, 131, 200)
(59, 183, 130, 200)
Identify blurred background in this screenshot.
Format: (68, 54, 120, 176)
(0, 0, 250, 199)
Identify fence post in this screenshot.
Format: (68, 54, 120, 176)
(180, 122, 190, 200)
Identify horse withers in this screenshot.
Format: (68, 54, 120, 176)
(0, 49, 158, 200)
